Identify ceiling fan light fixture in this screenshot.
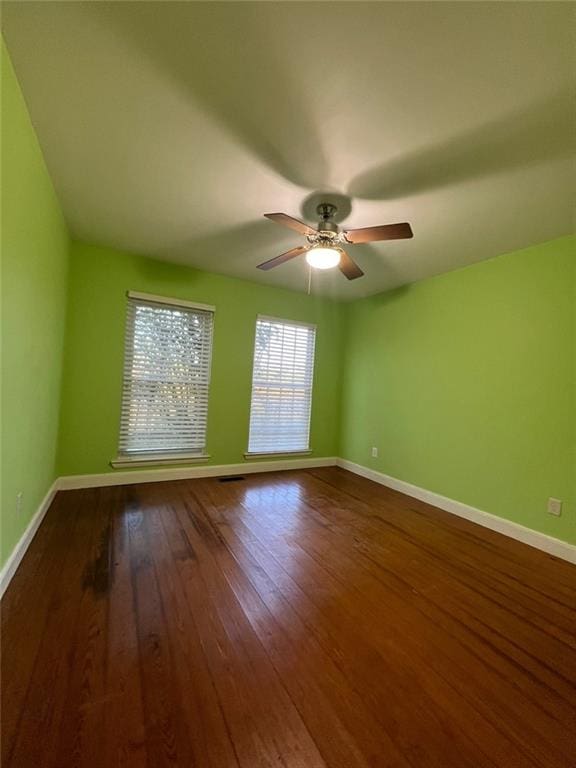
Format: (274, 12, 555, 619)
(305, 246, 341, 270)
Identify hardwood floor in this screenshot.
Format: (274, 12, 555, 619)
(2, 467, 575, 767)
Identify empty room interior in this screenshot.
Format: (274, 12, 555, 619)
(1, 2, 575, 766)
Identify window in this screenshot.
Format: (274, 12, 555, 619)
(116, 291, 214, 463)
(247, 315, 316, 455)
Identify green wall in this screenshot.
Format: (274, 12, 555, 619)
(1, 42, 69, 566)
(56, 242, 343, 476)
(340, 236, 575, 544)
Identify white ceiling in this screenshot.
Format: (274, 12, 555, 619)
(2, 1, 575, 300)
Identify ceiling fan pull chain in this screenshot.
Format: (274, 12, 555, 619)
(307, 263, 312, 295)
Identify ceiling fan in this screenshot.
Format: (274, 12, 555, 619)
(258, 203, 413, 280)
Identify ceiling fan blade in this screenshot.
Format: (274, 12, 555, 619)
(338, 249, 364, 280)
(257, 246, 307, 271)
(264, 212, 317, 237)
(343, 222, 413, 244)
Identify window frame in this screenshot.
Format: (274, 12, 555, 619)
(245, 314, 317, 458)
(111, 291, 214, 468)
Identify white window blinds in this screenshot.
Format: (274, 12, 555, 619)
(248, 316, 316, 454)
(118, 292, 214, 457)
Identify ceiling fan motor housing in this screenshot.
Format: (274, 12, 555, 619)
(316, 203, 339, 235)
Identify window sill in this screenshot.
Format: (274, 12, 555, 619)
(110, 453, 211, 469)
(244, 450, 313, 459)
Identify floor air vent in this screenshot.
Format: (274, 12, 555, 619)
(218, 476, 246, 483)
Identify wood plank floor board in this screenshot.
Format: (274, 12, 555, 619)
(3, 489, 109, 766)
(312, 468, 576, 597)
(172, 481, 410, 768)
(292, 474, 574, 761)
(193, 481, 520, 768)
(197, 476, 553, 768)
(49, 486, 113, 768)
(142, 497, 245, 767)
(196, 474, 570, 765)
(1, 490, 78, 760)
(300, 471, 576, 673)
(163, 485, 327, 768)
(126, 490, 199, 767)
(2, 469, 575, 768)
(298, 473, 576, 700)
(100, 485, 148, 768)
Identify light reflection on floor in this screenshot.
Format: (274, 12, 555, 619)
(238, 478, 313, 619)
(241, 479, 305, 534)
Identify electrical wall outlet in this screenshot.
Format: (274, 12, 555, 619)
(371, 446, 378, 458)
(16, 491, 23, 516)
(547, 498, 562, 517)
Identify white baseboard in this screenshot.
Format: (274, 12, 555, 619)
(0, 481, 59, 599)
(337, 459, 576, 565)
(58, 456, 338, 490)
